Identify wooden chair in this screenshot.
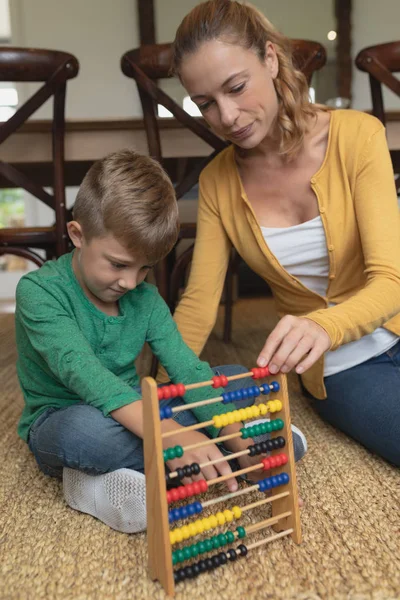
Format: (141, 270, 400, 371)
(121, 39, 326, 341)
(0, 48, 79, 267)
(355, 42, 400, 193)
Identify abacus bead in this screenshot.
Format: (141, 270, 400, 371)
(232, 506, 242, 518)
(169, 385, 178, 398)
(191, 543, 199, 557)
(192, 564, 201, 577)
(223, 509, 234, 522)
(227, 549, 237, 561)
(236, 526, 246, 539)
(255, 443, 262, 453)
(172, 508, 181, 521)
(269, 456, 277, 468)
(194, 501, 203, 514)
(227, 412, 235, 424)
(252, 406, 260, 417)
(220, 375, 228, 387)
(226, 530, 235, 543)
(275, 400, 283, 411)
(177, 549, 185, 562)
(209, 515, 218, 528)
(249, 445, 256, 457)
(188, 504, 198, 517)
(278, 436, 286, 447)
(241, 428, 249, 439)
(259, 403, 268, 416)
(271, 381, 280, 392)
(222, 392, 230, 404)
(175, 445, 184, 458)
(198, 560, 207, 573)
(182, 525, 191, 539)
(251, 367, 259, 379)
(199, 480, 208, 493)
(218, 533, 227, 545)
(216, 512, 225, 525)
(242, 388, 248, 398)
(260, 383, 270, 395)
(271, 476, 279, 487)
(205, 539, 213, 551)
(282, 473, 290, 484)
(212, 536, 220, 549)
(212, 375, 221, 388)
(262, 457, 271, 470)
(183, 547, 192, 560)
(159, 408, 165, 420)
(214, 416, 222, 428)
(183, 466, 192, 477)
(205, 558, 214, 571)
(184, 566, 194, 579)
(174, 571, 181, 584)
(259, 481, 266, 492)
(245, 407, 253, 419)
(163, 386, 172, 399)
(212, 555, 221, 568)
(177, 383, 186, 396)
(260, 442, 269, 453)
(191, 462, 201, 475)
(238, 543, 248, 557)
(157, 388, 164, 400)
(219, 552, 228, 564)
(239, 408, 247, 420)
(252, 386, 260, 397)
(282, 454, 288, 465)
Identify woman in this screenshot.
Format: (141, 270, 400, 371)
(163, 0, 400, 466)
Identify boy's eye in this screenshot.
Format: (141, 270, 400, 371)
(111, 262, 126, 269)
(231, 83, 245, 94)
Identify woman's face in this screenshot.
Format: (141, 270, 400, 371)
(180, 39, 279, 149)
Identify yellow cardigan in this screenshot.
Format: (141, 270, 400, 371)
(173, 110, 400, 399)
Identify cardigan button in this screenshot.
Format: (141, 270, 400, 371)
(319, 207, 325, 214)
(328, 245, 334, 251)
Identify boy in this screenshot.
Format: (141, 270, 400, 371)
(16, 150, 306, 533)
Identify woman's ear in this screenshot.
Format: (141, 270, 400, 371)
(265, 41, 279, 80)
(67, 221, 84, 249)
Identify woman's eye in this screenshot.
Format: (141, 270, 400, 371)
(231, 83, 245, 94)
(111, 263, 126, 269)
(198, 100, 212, 112)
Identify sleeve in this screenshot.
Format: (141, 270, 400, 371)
(305, 125, 400, 349)
(16, 278, 140, 415)
(146, 289, 236, 437)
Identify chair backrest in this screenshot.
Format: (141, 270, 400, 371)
(0, 47, 79, 260)
(121, 40, 326, 200)
(355, 41, 400, 126)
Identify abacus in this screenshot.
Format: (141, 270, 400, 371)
(142, 367, 301, 596)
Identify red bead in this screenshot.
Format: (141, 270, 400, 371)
(169, 385, 178, 398)
(212, 375, 221, 388)
(193, 482, 202, 494)
(251, 368, 260, 379)
(163, 386, 172, 399)
(269, 456, 277, 468)
(281, 453, 288, 465)
(262, 457, 271, 471)
(261, 366, 270, 377)
(177, 383, 186, 396)
(157, 388, 164, 400)
(170, 488, 180, 502)
(220, 375, 229, 387)
(178, 486, 187, 499)
(186, 483, 195, 497)
(199, 480, 208, 492)
(166, 490, 172, 503)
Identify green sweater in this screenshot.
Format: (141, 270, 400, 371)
(16, 252, 232, 442)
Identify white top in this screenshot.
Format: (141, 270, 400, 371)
(260, 216, 399, 376)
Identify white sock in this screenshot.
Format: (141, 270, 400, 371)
(63, 467, 147, 533)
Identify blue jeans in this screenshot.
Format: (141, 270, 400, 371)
(28, 365, 256, 478)
(308, 340, 400, 466)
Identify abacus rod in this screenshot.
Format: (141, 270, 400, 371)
(202, 480, 260, 508)
(171, 395, 223, 413)
(184, 371, 254, 392)
(246, 511, 292, 535)
(246, 528, 293, 551)
(207, 461, 263, 485)
(241, 491, 289, 513)
(161, 419, 214, 439)
(183, 431, 240, 452)
(169, 447, 251, 478)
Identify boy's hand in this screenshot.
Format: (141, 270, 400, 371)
(164, 425, 239, 492)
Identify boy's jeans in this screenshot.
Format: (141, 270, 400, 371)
(28, 365, 260, 478)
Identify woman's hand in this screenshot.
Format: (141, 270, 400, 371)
(257, 315, 331, 375)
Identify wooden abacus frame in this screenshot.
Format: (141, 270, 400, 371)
(142, 370, 301, 597)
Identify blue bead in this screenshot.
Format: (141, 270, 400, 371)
(159, 408, 165, 420)
(172, 508, 181, 521)
(222, 393, 230, 404)
(168, 511, 174, 524)
(194, 502, 203, 514)
(180, 506, 188, 519)
(235, 390, 243, 400)
(187, 504, 196, 516)
(263, 477, 272, 489)
(252, 386, 260, 397)
(258, 481, 266, 492)
(271, 476, 279, 487)
(271, 381, 280, 392)
(281, 473, 290, 484)
(242, 388, 249, 398)
(228, 391, 236, 402)
(165, 406, 173, 418)
(260, 384, 270, 395)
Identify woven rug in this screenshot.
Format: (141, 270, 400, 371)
(1, 299, 399, 600)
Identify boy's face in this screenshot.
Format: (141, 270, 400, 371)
(67, 222, 153, 310)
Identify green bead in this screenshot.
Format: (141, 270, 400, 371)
(198, 541, 206, 553)
(218, 533, 226, 546)
(172, 552, 178, 565)
(167, 448, 175, 460)
(254, 424, 262, 436)
(212, 536, 220, 549)
(191, 544, 199, 557)
(226, 531, 235, 543)
(175, 445, 184, 458)
(236, 526, 246, 539)
(241, 428, 249, 439)
(163, 450, 169, 461)
(177, 549, 185, 562)
(205, 539, 213, 551)
(183, 547, 192, 560)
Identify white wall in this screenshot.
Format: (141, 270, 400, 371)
(352, 0, 400, 111)
(9, 0, 141, 119)
(0, 0, 10, 40)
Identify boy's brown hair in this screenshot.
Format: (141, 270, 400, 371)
(72, 149, 179, 263)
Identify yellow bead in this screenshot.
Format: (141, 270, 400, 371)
(232, 410, 240, 423)
(202, 518, 211, 530)
(181, 526, 190, 540)
(232, 506, 242, 519)
(266, 401, 273, 413)
(245, 407, 253, 419)
(275, 400, 283, 411)
(227, 412, 235, 424)
(189, 523, 198, 536)
(214, 416, 222, 428)
(239, 409, 247, 420)
(216, 512, 226, 525)
(252, 406, 260, 417)
(209, 515, 218, 528)
(175, 529, 183, 543)
(259, 403, 268, 416)
(193, 520, 204, 534)
(223, 509, 234, 522)
(170, 531, 177, 545)
(221, 414, 228, 427)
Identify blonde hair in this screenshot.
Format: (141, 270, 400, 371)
(73, 150, 179, 263)
(172, 0, 318, 158)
